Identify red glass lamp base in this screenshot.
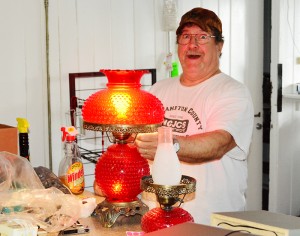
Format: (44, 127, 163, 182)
(141, 207, 194, 233)
(95, 143, 150, 202)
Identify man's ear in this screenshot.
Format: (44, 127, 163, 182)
(217, 42, 224, 57)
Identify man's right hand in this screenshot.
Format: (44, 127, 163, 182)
(134, 132, 158, 160)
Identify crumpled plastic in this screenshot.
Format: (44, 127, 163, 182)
(0, 151, 81, 232)
(0, 151, 44, 191)
(80, 197, 97, 218)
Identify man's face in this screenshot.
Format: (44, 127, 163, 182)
(178, 25, 223, 78)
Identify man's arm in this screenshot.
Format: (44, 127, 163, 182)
(135, 129, 236, 164)
(175, 130, 236, 164)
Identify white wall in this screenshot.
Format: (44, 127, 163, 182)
(0, 0, 49, 168)
(269, 0, 300, 216)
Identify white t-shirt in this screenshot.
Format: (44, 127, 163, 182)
(142, 73, 254, 225)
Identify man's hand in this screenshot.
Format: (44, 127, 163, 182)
(135, 132, 158, 160)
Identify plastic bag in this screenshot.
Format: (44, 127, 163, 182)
(0, 151, 81, 232)
(0, 151, 44, 191)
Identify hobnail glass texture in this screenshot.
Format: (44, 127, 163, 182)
(82, 70, 164, 125)
(141, 207, 194, 233)
(95, 144, 150, 202)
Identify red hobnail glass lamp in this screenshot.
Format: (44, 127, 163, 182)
(82, 69, 164, 203)
(140, 175, 196, 233)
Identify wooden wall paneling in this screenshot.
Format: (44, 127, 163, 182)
(0, 0, 49, 168)
(111, 0, 135, 68)
(201, 0, 219, 14)
(241, 0, 264, 87)
(50, 0, 79, 173)
(76, 0, 100, 107)
(58, 4, 79, 82)
(230, 0, 246, 84)
(77, 0, 97, 72)
(177, 0, 202, 17)
(58, 0, 79, 120)
(49, 0, 64, 173)
(290, 107, 300, 216)
(76, 0, 113, 110)
(133, 0, 156, 69)
(278, 104, 294, 214)
(0, 1, 27, 123)
(277, 0, 298, 215)
(243, 0, 264, 211)
(218, 0, 231, 74)
(24, 0, 49, 167)
(291, 0, 300, 217)
(94, 0, 113, 69)
(277, 0, 300, 216)
(281, 0, 294, 89)
(294, 0, 300, 84)
(153, 0, 169, 81)
(269, 0, 281, 214)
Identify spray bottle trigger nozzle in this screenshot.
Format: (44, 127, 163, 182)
(61, 126, 78, 142)
(61, 127, 67, 141)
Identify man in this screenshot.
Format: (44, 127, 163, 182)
(135, 7, 254, 225)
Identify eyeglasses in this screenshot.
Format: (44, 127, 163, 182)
(178, 34, 216, 45)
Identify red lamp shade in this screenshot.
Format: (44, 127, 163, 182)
(82, 69, 164, 203)
(82, 70, 164, 129)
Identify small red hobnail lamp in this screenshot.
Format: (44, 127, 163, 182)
(140, 175, 196, 233)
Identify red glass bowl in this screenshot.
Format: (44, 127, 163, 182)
(141, 207, 194, 233)
(94, 144, 150, 202)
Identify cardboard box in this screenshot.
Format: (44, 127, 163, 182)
(211, 210, 300, 236)
(0, 124, 18, 155)
(144, 222, 256, 236)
